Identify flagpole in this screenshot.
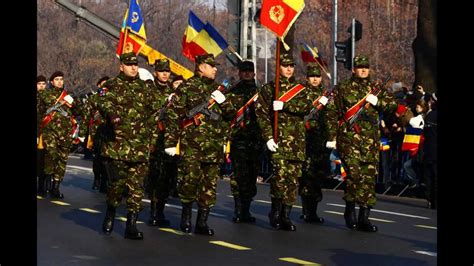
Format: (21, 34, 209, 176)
(273, 38, 281, 142)
(314, 56, 332, 80)
(122, 0, 131, 55)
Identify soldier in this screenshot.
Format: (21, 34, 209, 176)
(298, 63, 333, 224)
(171, 74, 185, 89)
(168, 53, 233, 236)
(98, 52, 164, 240)
(326, 55, 396, 232)
(226, 60, 263, 223)
(256, 53, 320, 231)
(146, 58, 175, 227)
(37, 71, 82, 199)
(37, 75, 48, 196)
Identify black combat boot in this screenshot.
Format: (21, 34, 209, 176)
(155, 200, 170, 227)
(194, 207, 214, 236)
(344, 201, 358, 230)
(148, 200, 159, 226)
(280, 204, 296, 231)
(241, 198, 256, 223)
(300, 196, 324, 223)
(268, 198, 282, 229)
(92, 178, 100, 190)
(180, 202, 193, 233)
(102, 205, 116, 235)
(357, 206, 378, 232)
(49, 180, 64, 199)
(124, 212, 144, 240)
(37, 174, 47, 196)
(232, 197, 243, 223)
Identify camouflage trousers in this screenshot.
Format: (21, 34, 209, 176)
(43, 141, 71, 182)
(342, 158, 378, 207)
(103, 159, 147, 213)
(147, 153, 177, 202)
(299, 153, 330, 201)
(270, 158, 303, 206)
(178, 160, 219, 208)
(229, 152, 259, 201)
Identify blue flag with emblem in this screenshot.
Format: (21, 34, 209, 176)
(126, 0, 147, 41)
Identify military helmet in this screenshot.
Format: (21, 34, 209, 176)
(154, 58, 171, 72)
(120, 52, 138, 65)
(280, 53, 295, 66)
(306, 63, 321, 77)
(353, 55, 370, 68)
(195, 53, 218, 67)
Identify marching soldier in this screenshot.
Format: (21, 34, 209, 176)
(327, 55, 396, 232)
(168, 53, 234, 236)
(256, 53, 320, 231)
(37, 71, 82, 199)
(98, 52, 164, 240)
(37, 75, 48, 196)
(298, 63, 333, 224)
(226, 60, 264, 223)
(146, 58, 175, 227)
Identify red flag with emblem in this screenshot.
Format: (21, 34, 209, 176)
(260, 0, 305, 46)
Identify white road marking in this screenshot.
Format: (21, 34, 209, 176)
(79, 208, 101, 214)
(323, 211, 395, 223)
(326, 203, 431, 220)
(414, 225, 437, 230)
(66, 165, 93, 172)
(141, 199, 226, 218)
(413, 250, 437, 257)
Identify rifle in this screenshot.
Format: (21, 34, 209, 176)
(346, 74, 391, 129)
(304, 89, 334, 123)
(185, 80, 231, 122)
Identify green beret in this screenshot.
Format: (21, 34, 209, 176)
(354, 55, 369, 68)
(195, 53, 218, 67)
(120, 52, 138, 65)
(154, 58, 171, 71)
(306, 63, 321, 77)
(280, 53, 295, 66)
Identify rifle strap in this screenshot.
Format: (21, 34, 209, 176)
(39, 89, 69, 131)
(277, 84, 305, 102)
(229, 93, 259, 128)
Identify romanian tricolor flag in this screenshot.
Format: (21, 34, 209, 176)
(182, 11, 229, 61)
(333, 159, 347, 180)
(401, 126, 423, 155)
(116, 0, 147, 57)
(260, 0, 305, 49)
(380, 137, 390, 151)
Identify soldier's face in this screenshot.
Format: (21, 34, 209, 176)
(199, 63, 217, 80)
(307, 76, 322, 87)
(239, 70, 255, 81)
(353, 67, 370, 78)
(155, 70, 171, 83)
(37, 81, 47, 91)
(280, 64, 295, 78)
(51, 76, 64, 89)
(172, 80, 183, 89)
(121, 63, 139, 78)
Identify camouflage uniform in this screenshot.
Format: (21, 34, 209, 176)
(98, 53, 164, 239)
(328, 55, 396, 232)
(226, 60, 264, 223)
(168, 54, 234, 235)
(36, 75, 48, 196)
(298, 63, 334, 223)
(146, 59, 176, 227)
(37, 71, 83, 199)
(256, 53, 320, 231)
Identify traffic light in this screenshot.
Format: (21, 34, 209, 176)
(335, 38, 352, 70)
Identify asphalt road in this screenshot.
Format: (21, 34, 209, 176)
(37, 154, 437, 266)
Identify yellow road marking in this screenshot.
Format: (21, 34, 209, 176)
(116, 216, 144, 224)
(209, 241, 251, 250)
(37, 196, 44, 200)
(279, 257, 321, 265)
(79, 208, 101, 214)
(324, 211, 395, 223)
(159, 228, 185, 235)
(414, 225, 437, 230)
(50, 201, 71, 206)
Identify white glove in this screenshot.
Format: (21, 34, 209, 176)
(326, 141, 336, 149)
(273, 100, 284, 111)
(409, 115, 424, 129)
(318, 96, 329, 106)
(211, 90, 226, 104)
(266, 138, 278, 152)
(78, 137, 85, 142)
(63, 95, 74, 105)
(164, 147, 177, 156)
(167, 93, 176, 102)
(366, 94, 378, 106)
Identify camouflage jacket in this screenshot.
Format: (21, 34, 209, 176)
(97, 72, 164, 162)
(328, 76, 397, 160)
(168, 74, 234, 162)
(225, 79, 263, 148)
(37, 87, 83, 146)
(256, 76, 320, 161)
(149, 80, 175, 158)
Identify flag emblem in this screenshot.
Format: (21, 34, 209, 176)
(270, 5, 284, 24)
